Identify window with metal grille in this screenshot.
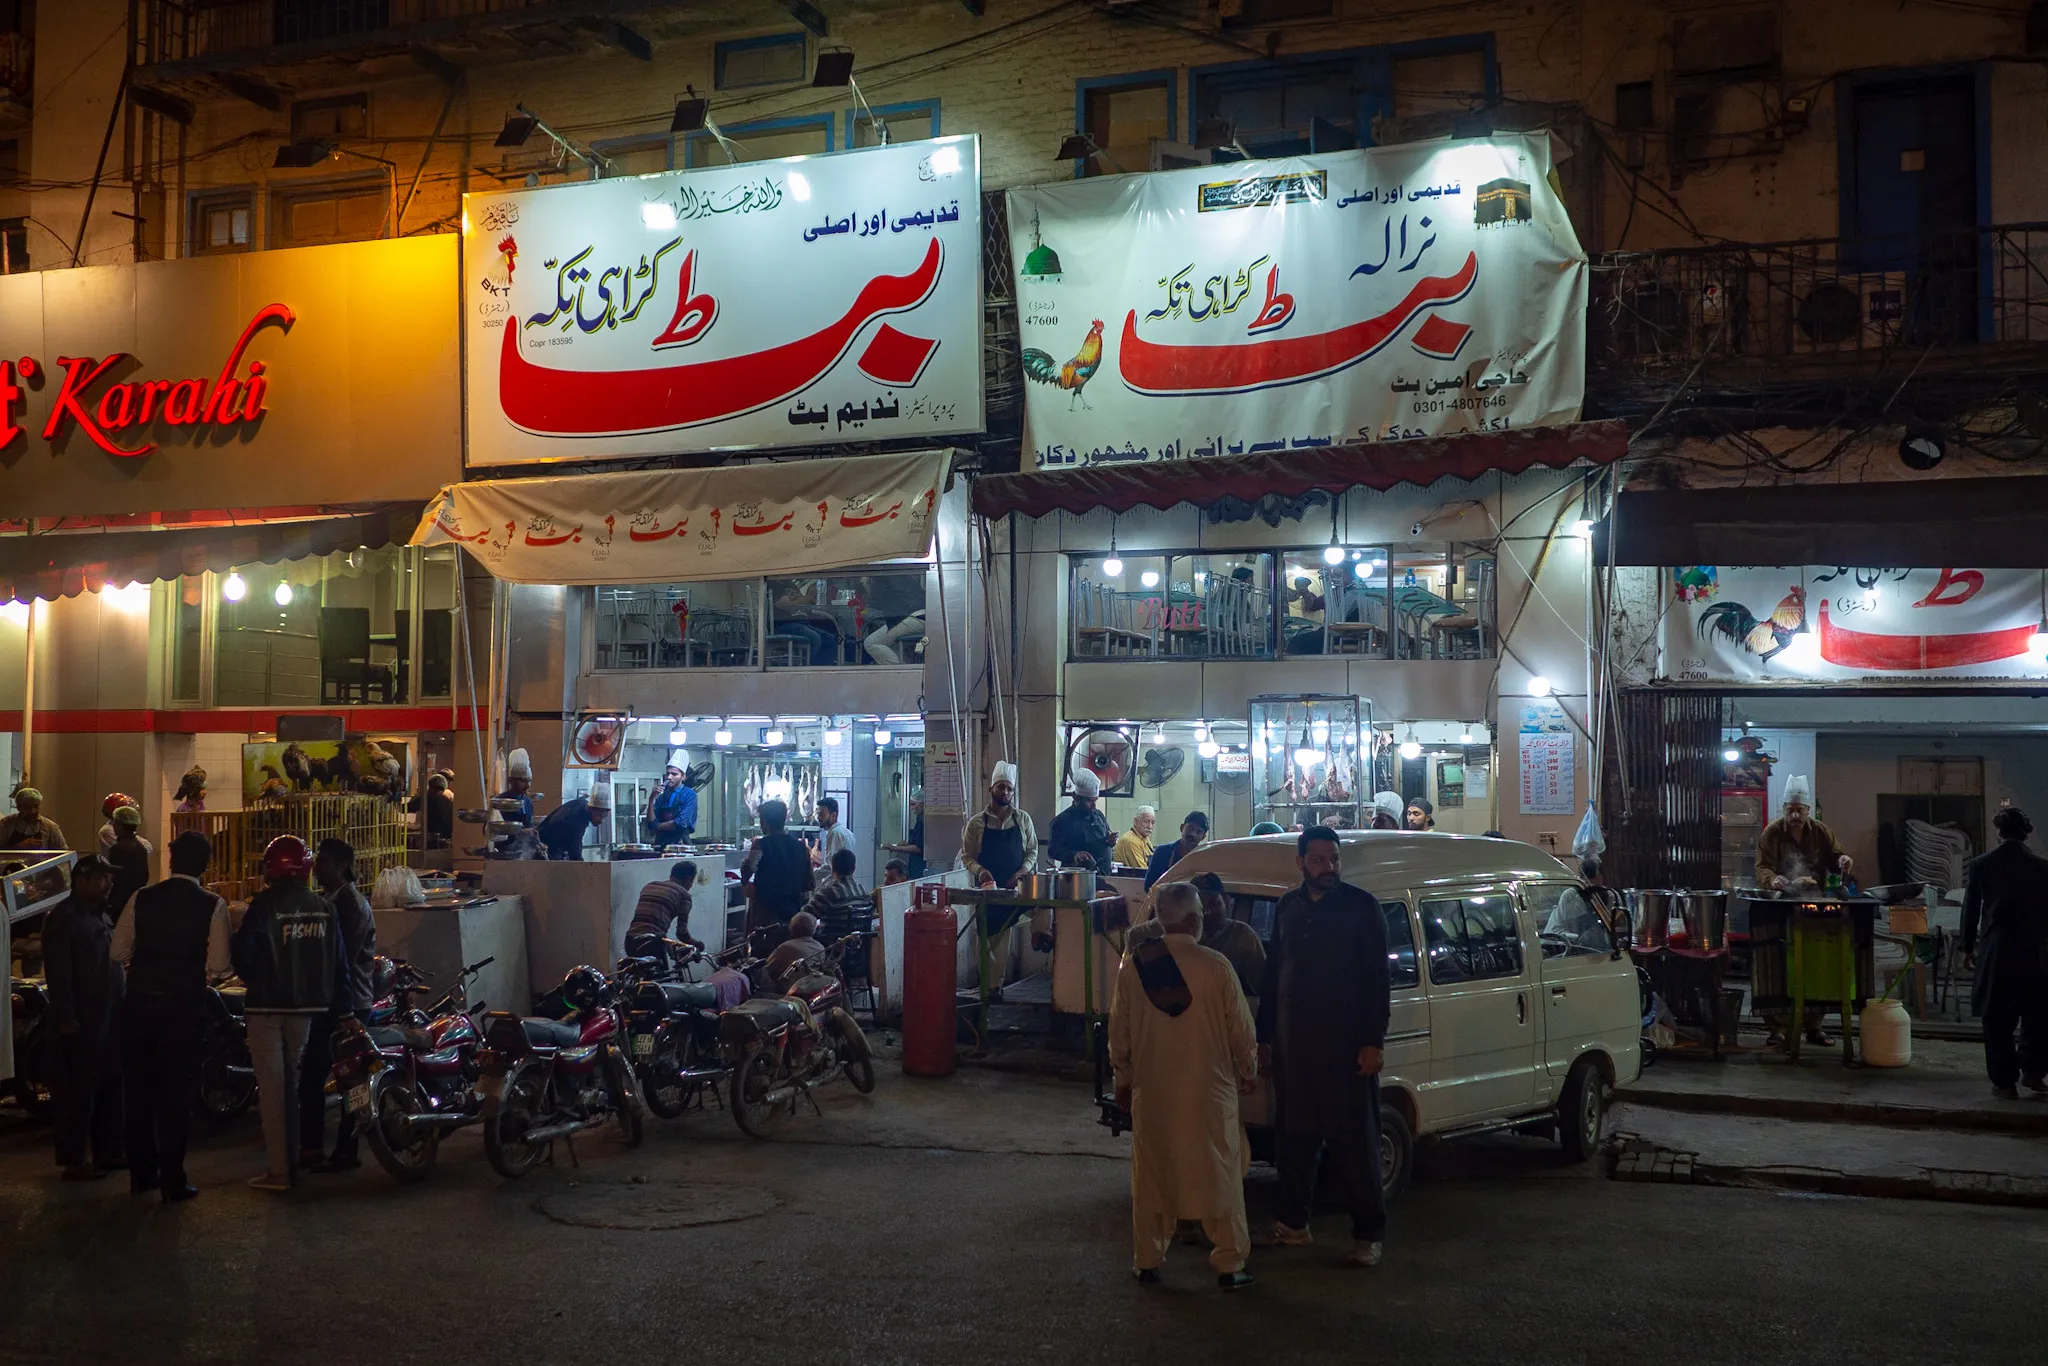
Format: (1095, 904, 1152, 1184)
(191, 192, 254, 255)
(716, 33, 807, 89)
(1078, 74, 1173, 177)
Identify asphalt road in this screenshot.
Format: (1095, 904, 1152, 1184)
(3, 1067, 2043, 1365)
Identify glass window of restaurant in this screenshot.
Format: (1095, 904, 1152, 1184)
(1069, 545, 1492, 662)
(170, 546, 460, 708)
(593, 568, 926, 671)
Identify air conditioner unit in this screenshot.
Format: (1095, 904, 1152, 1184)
(1790, 271, 1906, 354)
(1149, 139, 1218, 172)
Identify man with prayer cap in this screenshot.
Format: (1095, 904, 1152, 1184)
(497, 748, 535, 827)
(1, 787, 66, 850)
(1049, 766, 1115, 872)
(644, 751, 697, 845)
(1110, 880, 1258, 1291)
(962, 759, 1037, 890)
(1755, 775, 1853, 1047)
(1114, 806, 1157, 871)
(537, 779, 612, 861)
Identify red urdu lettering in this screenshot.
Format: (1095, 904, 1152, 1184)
(1912, 567, 1984, 609)
(44, 354, 154, 457)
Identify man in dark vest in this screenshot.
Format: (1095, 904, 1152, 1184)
(231, 835, 348, 1192)
(1254, 826, 1391, 1268)
(743, 799, 814, 933)
(112, 830, 232, 1202)
(1962, 805, 2048, 1099)
(44, 856, 125, 1179)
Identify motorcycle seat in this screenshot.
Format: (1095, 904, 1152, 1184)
(727, 996, 805, 1032)
(658, 981, 718, 1011)
(367, 1026, 409, 1050)
(521, 1018, 583, 1049)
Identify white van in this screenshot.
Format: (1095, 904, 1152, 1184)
(1145, 830, 1641, 1199)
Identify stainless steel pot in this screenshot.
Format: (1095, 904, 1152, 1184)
(1052, 869, 1097, 902)
(1680, 889, 1731, 950)
(1009, 871, 1053, 900)
(1629, 889, 1675, 948)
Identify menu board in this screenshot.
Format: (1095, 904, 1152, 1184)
(923, 740, 967, 816)
(1518, 701, 1574, 816)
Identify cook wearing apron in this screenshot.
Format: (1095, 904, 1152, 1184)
(962, 760, 1039, 889)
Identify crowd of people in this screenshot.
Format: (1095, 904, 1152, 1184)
(39, 823, 378, 1199)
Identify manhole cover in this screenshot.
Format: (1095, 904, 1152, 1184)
(536, 1182, 780, 1231)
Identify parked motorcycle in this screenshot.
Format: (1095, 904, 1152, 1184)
(5, 977, 54, 1117)
(477, 965, 643, 1178)
(618, 942, 728, 1119)
(194, 982, 256, 1121)
(332, 956, 495, 1182)
(721, 937, 875, 1138)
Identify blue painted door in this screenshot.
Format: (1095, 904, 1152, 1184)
(1847, 76, 1977, 342)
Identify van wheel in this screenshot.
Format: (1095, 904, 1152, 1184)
(1557, 1058, 1606, 1163)
(1378, 1104, 1412, 1203)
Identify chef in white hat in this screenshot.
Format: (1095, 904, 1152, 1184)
(497, 748, 535, 826)
(537, 777, 612, 861)
(1048, 765, 1115, 871)
(644, 749, 698, 846)
(963, 758, 1038, 890)
(1755, 774, 1853, 1049)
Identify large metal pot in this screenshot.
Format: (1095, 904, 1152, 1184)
(1681, 889, 1731, 950)
(1009, 871, 1053, 900)
(1052, 869, 1097, 902)
(1629, 889, 1676, 948)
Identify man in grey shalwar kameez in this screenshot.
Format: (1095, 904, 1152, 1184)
(1255, 825, 1391, 1267)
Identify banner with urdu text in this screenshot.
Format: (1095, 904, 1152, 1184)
(1005, 135, 1586, 469)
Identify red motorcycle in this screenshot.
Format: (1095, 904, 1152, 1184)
(330, 956, 494, 1183)
(478, 965, 644, 1178)
(721, 936, 875, 1138)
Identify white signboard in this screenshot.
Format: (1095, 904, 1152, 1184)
(1663, 566, 2048, 683)
(464, 138, 984, 465)
(1518, 701, 1574, 816)
(1005, 135, 1585, 469)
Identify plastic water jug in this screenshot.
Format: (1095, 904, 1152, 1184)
(1859, 998, 1912, 1068)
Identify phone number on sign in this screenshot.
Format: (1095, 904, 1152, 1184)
(1411, 394, 1508, 414)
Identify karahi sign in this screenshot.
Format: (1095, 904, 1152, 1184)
(1, 304, 290, 457)
(0, 235, 460, 518)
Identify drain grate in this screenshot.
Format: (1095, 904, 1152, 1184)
(536, 1182, 780, 1231)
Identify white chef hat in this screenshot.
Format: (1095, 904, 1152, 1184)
(1374, 791, 1405, 822)
(587, 778, 613, 810)
(991, 760, 1018, 787)
(1070, 767, 1102, 798)
(1783, 775, 1813, 807)
(666, 749, 687, 771)
(507, 747, 532, 780)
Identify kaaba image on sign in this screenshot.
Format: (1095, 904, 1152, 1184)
(1475, 177, 1533, 226)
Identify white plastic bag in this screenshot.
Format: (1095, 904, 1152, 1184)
(371, 866, 426, 909)
(1573, 801, 1606, 860)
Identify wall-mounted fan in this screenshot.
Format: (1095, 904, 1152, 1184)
(1139, 746, 1186, 789)
(566, 712, 627, 769)
(1064, 724, 1137, 798)
(683, 761, 716, 790)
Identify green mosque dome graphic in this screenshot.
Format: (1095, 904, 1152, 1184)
(1021, 209, 1062, 277)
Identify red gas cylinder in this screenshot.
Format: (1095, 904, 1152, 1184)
(901, 900, 959, 1078)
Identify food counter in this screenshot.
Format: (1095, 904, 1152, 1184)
(371, 896, 528, 1020)
(481, 855, 727, 1000)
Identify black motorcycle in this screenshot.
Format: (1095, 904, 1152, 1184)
(618, 941, 732, 1119)
(194, 982, 256, 1121)
(477, 966, 643, 1179)
(331, 956, 494, 1182)
(5, 977, 55, 1117)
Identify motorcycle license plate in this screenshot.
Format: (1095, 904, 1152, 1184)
(476, 1074, 505, 1101)
(346, 1084, 371, 1115)
(632, 1034, 654, 1058)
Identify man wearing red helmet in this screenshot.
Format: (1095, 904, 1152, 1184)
(229, 835, 348, 1192)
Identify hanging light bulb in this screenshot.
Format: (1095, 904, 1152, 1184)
(1198, 739, 1221, 759)
(273, 581, 294, 606)
(1399, 733, 1423, 760)
(874, 727, 892, 746)
(1149, 725, 1166, 745)
(1323, 542, 1346, 565)
(1528, 675, 1553, 697)
(823, 727, 844, 746)
(714, 724, 733, 746)
(1354, 560, 1372, 580)
(222, 572, 247, 602)
(764, 727, 784, 746)
(1293, 746, 1325, 769)
(668, 727, 688, 746)
(1139, 570, 1160, 588)
(1102, 556, 1123, 578)
(1723, 747, 1742, 763)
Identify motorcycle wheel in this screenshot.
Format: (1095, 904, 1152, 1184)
(640, 1028, 690, 1120)
(729, 1046, 783, 1139)
(195, 1043, 256, 1122)
(364, 1073, 438, 1183)
(483, 1062, 547, 1180)
(606, 1053, 645, 1148)
(832, 1012, 876, 1095)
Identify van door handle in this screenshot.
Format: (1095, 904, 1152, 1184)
(1517, 992, 1527, 1024)
(1551, 986, 1567, 997)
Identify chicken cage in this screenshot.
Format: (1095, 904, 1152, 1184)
(171, 794, 410, 899)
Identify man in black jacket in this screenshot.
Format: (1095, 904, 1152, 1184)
(1962, 805, 2048, 1099)
(1047, 767, 1115, 872)
(300, 838, 377, 1172)
(743, 799, 813, 932)
(1254, 826, 1391, 1268)
(231, 835, 348, 1192)
(113, 830, 232, 1201)
(44, 857, 125, 1180)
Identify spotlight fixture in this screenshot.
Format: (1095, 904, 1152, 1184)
(273, 138, 335, 167)
(670, 90, 708, 133)
(812, 49, 856, 87)
(1054, 131, 1126, 172)
(494, 114, 537, 148)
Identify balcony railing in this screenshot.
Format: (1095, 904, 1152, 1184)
(1591, 223, 2048, 375)
(140, 0, 545, 67)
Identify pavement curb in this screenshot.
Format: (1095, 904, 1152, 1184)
(1616, 1084, 2048, 1136)
(1607, 1132, 2048, 1210)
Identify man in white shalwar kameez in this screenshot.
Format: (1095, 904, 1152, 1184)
(1109, 881, 1259, 1290)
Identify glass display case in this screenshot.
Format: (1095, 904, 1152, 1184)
(3, 851, 77, 922)
(1249, 694, 1373, 832)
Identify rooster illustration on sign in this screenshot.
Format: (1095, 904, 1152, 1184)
(1697, 584, 1806, 662)
(1022, 319, 1104, 410)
